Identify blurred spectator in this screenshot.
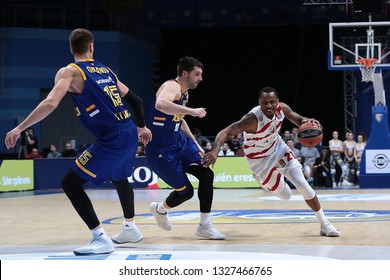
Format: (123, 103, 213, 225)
(343, 131, 356, 184)
(286, 138, 300, 157)
(313, 149, 333, 188)
(290, 126, 301, 149)
(62, 142, 77, 157)
(299, 145, 320, 178)
(47, 144, 62, 159)
(26, 147, 43, 159)
(204, 142, 213, 153)
(328, 130, 348, 186)
(218, 142, 235, 156)
(282, 129, 292, 143)
(236, 132, 244, 146)
(25, 127, 39, 155)
(135, 143, 146, 157)
(235, 142, 245, 156)
(227, 136, 241, 155)
(354, 133, 366, 182)
(193, 128, 211, 149)
(300, 145, 320, 166)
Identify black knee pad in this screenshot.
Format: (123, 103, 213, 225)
(166, 187, 194, 208)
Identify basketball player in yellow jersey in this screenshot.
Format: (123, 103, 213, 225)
(146, 56, 225, 240)
(203, 87, 340, 237)
(4, 28, 152, 255)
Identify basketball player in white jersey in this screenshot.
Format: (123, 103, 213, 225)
(203, 86, 339, 237)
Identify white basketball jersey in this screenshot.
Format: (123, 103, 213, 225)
(243, 105, 285, 159)
(242, 105, 302, 193)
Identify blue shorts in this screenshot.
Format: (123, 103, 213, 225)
(72, 123, 138, 185)
(146, 134, 202, 191)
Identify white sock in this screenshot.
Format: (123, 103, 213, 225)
(200, 213, 211, 225)
(124, 220, 135, 229)
(314, 209, 328, 228)
(92, 227, 106, 237)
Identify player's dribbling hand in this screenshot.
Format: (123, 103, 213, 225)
(302, 118, 322, 129)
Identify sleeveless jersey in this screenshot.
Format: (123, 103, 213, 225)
(242, 105, 306, 195)
(145, 80, 201, 191)
(69, 60, 132, 138)
(147, 80, 188, 148)
(243, 105, 284, 159)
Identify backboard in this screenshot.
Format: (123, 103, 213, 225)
(329, 21, 390, 70)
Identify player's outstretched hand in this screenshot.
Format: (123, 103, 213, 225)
(4, 127, 22, 149)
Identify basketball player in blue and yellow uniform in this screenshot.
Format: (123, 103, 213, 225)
(4, 28, 152, 255)
(146, 56, 225, 240)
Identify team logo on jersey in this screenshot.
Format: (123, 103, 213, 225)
(278, 159, 286, 167)
(375, 113, 383, 123)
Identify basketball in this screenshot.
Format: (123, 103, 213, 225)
(297, 122, 323, 147)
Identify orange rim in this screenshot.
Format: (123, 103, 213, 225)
(356, 58, 378, 68)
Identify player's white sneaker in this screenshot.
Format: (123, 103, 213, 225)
(111, 222, 143, 244)
(320, 223, 340, 237)
(195, 223, 226, 240)
(73, 233, 115, 255)
(149, 202, 172, 231)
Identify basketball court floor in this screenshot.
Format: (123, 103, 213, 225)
(1, 185, 390, 261)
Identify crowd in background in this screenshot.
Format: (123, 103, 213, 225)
(194, 126, 367, 188)
(18, 127, 85, 159)
(16, 125, 367, 188)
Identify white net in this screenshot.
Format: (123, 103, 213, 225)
(356, 58, 378, 82)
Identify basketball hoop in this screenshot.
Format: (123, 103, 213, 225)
(356, 58, 378, 82)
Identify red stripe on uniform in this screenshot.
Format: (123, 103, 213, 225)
(263, 167, 276, 185)
(262, 167, 281, 191)
(245, 141, 276, 158)
(271, 173, 281, 191)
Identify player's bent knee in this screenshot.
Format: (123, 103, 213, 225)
(61, 169, 86, 193)
(273, 184, 292, 200)
(166, 187, 194, 207)
(178, 187, 194, 200)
